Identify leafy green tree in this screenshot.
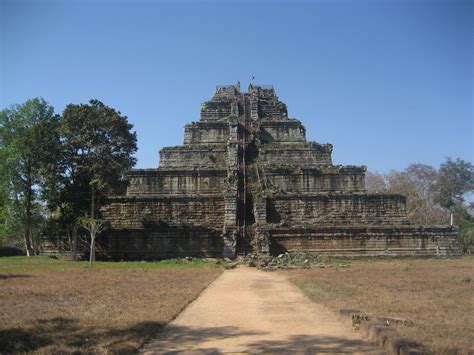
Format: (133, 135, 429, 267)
(0, 147, 10, 244)
(434, 158, 474, 225)
(0, 98, 60, 255)
(452, 203, 474, 254)
(49, 99, 137, 260)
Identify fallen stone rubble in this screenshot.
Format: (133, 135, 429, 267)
(241, 252, 350, 270)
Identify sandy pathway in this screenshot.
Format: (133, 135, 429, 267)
(141, 267, 383, 354)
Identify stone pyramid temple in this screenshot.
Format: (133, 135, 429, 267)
(100, 84, 458, 259)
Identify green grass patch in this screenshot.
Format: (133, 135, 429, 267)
(293, 279, 359, 303)
(0, 256, 218, 273)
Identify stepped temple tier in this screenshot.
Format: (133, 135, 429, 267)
(100, 84, 458, 259)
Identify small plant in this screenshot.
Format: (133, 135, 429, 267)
(78, 217, 109, 267)
(403, 265, 411, 272)
(461, 275, 471, 283)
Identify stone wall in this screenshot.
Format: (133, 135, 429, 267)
(200, 101, 232, 121)
(260, 120, 306, 143)
(184, 122, 230, 144)
(267, 193, 409, 225)
(268, 226, 459, 257)
(159, 146, 227, 168)
(248, 85, 288, 119)
(126, 169, 227, 195)
(99, 228, 223, 260)
(259, 142, 333, 166)
(102, 195, 225, 229)
(265, 166, 366, 193)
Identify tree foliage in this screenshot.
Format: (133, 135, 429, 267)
(0, 98, 60, 255)
(1, 98, 137, 260)
(57, 99, 137, 219)
(42, 99, 137, 259)
(366, 158, 474, 253)
(366, 164, 447, 225)
(434, 158, 474, 210)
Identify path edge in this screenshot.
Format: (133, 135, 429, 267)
(139, 267, 226, 353)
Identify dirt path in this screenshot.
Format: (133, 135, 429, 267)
(141, 267, 383, 354)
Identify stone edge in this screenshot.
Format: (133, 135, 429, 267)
(338, 309, 424, 355)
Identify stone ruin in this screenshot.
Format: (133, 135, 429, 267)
(100, 83, 459, 259)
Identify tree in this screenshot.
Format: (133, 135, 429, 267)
(390, 164, 445, 225)
(0, 98, 60, 255)
(79, 217, 108, 266)
(47, 99, 137, 260)
(452, 203, 474, 254)
(434, 158, 474, 225)
(364, 171, 387, 193)
(0, 147, 9, 245)
(366, 164, 446, 225)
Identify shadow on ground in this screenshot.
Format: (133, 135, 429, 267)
(0, 317, 165, 353)
(1, 318, 380, 354)
(142, 324, 380, 354)
(0, 274, 34, 280)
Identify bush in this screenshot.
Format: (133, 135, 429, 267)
(459, 223, 474, 254)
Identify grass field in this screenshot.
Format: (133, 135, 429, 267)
(284, 257, 474, 354)
(0, 256, 222, 353)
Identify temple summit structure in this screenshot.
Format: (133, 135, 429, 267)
(99, 84, 458, 259)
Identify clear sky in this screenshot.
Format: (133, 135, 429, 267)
(1, 0, 472, 173)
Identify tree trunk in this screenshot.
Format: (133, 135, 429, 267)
(90, 189, 95, 219)
(67, 228, 73, 258)
(24, 162, 35, 257)
(450, 211, 454, 226)
(89, 234, 95, 267)
(71, 225, 78, 261)
(90, 189, 96, 266)
(23, 235, 32, 257)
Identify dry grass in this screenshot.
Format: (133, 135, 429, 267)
(0, 257, 222, 353)
(284, 257, 474, 354)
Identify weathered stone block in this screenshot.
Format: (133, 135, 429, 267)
(159, 145, 227, 168)
(101, 195, 225, 229)
(260, 120, 306, 143)
(184, 122, 230, 144)
(267, 193, 409, 225)
(265, 166, 366, 193)
(126, 168, 227, 195)
(259, 142, 333, 166)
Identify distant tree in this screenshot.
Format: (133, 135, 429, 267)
(434, 158, 474, 225)
(393, 164, 445, 225)
(0, 98, 60, 255)
(452, 203, 474, 254)
(364, 171, 387, 193)
(366, 164, 446, 225)
(0, 147, 9, 245)
(46, 100, 137, 260)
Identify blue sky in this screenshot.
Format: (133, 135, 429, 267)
(1, 0, 472, 172)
